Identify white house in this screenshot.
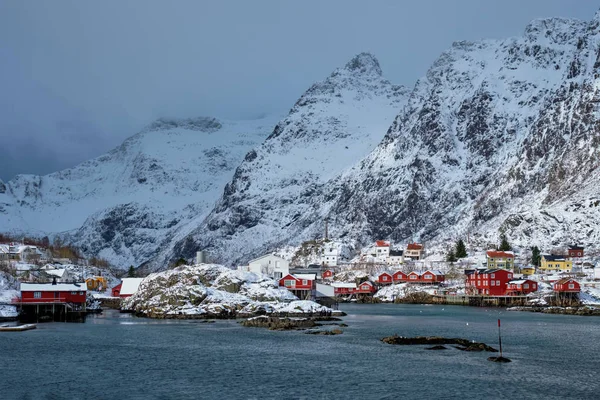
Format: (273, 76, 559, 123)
(248, 254, 290, 280)
(386, 250, 404, 265)
(368, 240, 390, 263)
(321, 244, 339, 267)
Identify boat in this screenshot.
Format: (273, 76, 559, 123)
(0, 324, 37, 332)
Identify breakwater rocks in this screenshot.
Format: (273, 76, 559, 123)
(508, 306, 600, 316)
(381, 335, 498, 352)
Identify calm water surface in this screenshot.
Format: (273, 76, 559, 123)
(1, 304, 599, 399)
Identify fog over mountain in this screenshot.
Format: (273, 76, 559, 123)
(1, 1, 596, 180)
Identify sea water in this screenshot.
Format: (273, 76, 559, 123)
(1, 304, 599, 399)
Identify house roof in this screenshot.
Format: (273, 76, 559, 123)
(21, 282, 86, 292)
(486, 251, 514, 258)
(379, 272, 393, 277)
(542, 254, 567, 261)
(424, 270, 444, 276)
(568, 245, 584, 251)
(389, 250, 403, 256)
(375, 240, 390, 247)
(407, 243, 423, 250)
(554, 277, 578, 285)
(294, 273, 316, 281)
(393, 270, 407, 275)
(247, 253, 287, 265)
(508, 279, 536, 285)
(331, 282, 357, 288)
(44, 269, 66, 278)
(120, 278, 144, 296)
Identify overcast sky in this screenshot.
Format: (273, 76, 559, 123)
(0, 1, 597, 181)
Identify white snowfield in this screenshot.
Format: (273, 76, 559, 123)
(0, 115, 278, 268)
(121, 264, 334, 317)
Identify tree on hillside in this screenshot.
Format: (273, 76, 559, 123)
(127, 265, 136, 277)
(175, 258, 187, 267)
(455, 239, 468, 258)
(531, 246, 541, 267)
(499, 234, 511, 251)
(446, 249, 457, 263)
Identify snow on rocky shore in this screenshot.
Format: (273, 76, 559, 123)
(0, 271, 19, 318)
(122, 264, 336, 318)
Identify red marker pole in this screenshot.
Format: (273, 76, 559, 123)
(498, 319, 503, 358)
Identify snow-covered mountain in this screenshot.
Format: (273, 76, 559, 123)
(171, 12, 600, 265)
(0, 116, 278, 267)
(168, 53, 409, 265)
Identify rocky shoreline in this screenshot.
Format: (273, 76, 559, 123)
(507, 306, 600, 316)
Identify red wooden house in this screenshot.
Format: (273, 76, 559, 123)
(553, 278, 580, 293)
(465, 269, 514, 296)
(322, 270, 334, 279)
(393, 271, 408, 283)
(421, 270, 445, 284)
(19, 282, 87, 305)
(506, 279, 538, 295)
(568, 245, 584, 258)
(111, 283, 122, 297)
(354, 281, 377, 294)
(407, 271, 420, 282)
(331, 282, 356, 296)
(378, 272, 393, 285)
(279, 274, 316, 299)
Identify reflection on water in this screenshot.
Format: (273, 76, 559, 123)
(1, 305, 599, 399)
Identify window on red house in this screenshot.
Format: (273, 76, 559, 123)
(34, 291, 41, 298)
(568, 283, 574, 289)
(302, 280, 307, 285)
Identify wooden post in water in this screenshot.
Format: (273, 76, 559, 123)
(498, 319, 503, 358)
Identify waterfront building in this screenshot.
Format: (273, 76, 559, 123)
(540, 254, 573, 273)
(486, 251, 515, 271)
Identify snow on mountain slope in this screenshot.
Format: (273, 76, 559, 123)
(171, 12, 600, 266)
(0, 116, 278, 267)
(168, 53, 409, 265)
(309, 12, 600, 252)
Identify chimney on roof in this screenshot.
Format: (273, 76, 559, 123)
(52, 277, 57, 285)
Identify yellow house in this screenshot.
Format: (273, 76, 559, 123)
(520, 266, 536, 275)
(486, 251, 515, 271)
(539, 254, 572, 272)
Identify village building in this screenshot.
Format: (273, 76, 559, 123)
(18, 280, 87, 322)
(370, 240, 390, 263)
(331, 282, 356, 296)
(404, 243, 424, 260)
(568, 245, 584, 258)
(520, 266, 536, 276)
(354, 281, 377, 294)
(386, 250, 404, 265)
(392, 270, 408, 283)
(247, 254, 290, 280)
(0, 243, 45, 263)
(539, 254, 573, 273)
(279, 273, 316, 300)
(118, 278, 144, 298)
(321, 269, 334, 280)
(421, 270, 445, 284)
(506, 279, 538, 295)
(465, 268, 514, 296)
(407, 271, 420, 282)
(486, 251, 515, 271)
(553, 278, 581, 293)
(321, 245, 340, 267)
(111, 283, 122, 297)
(377, 272, 393, 285)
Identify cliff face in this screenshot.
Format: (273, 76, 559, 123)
(172, 13, 600, 265)
(169, 53, 409, 266)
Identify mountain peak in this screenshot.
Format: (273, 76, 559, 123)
(343, 52, 382, 77)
